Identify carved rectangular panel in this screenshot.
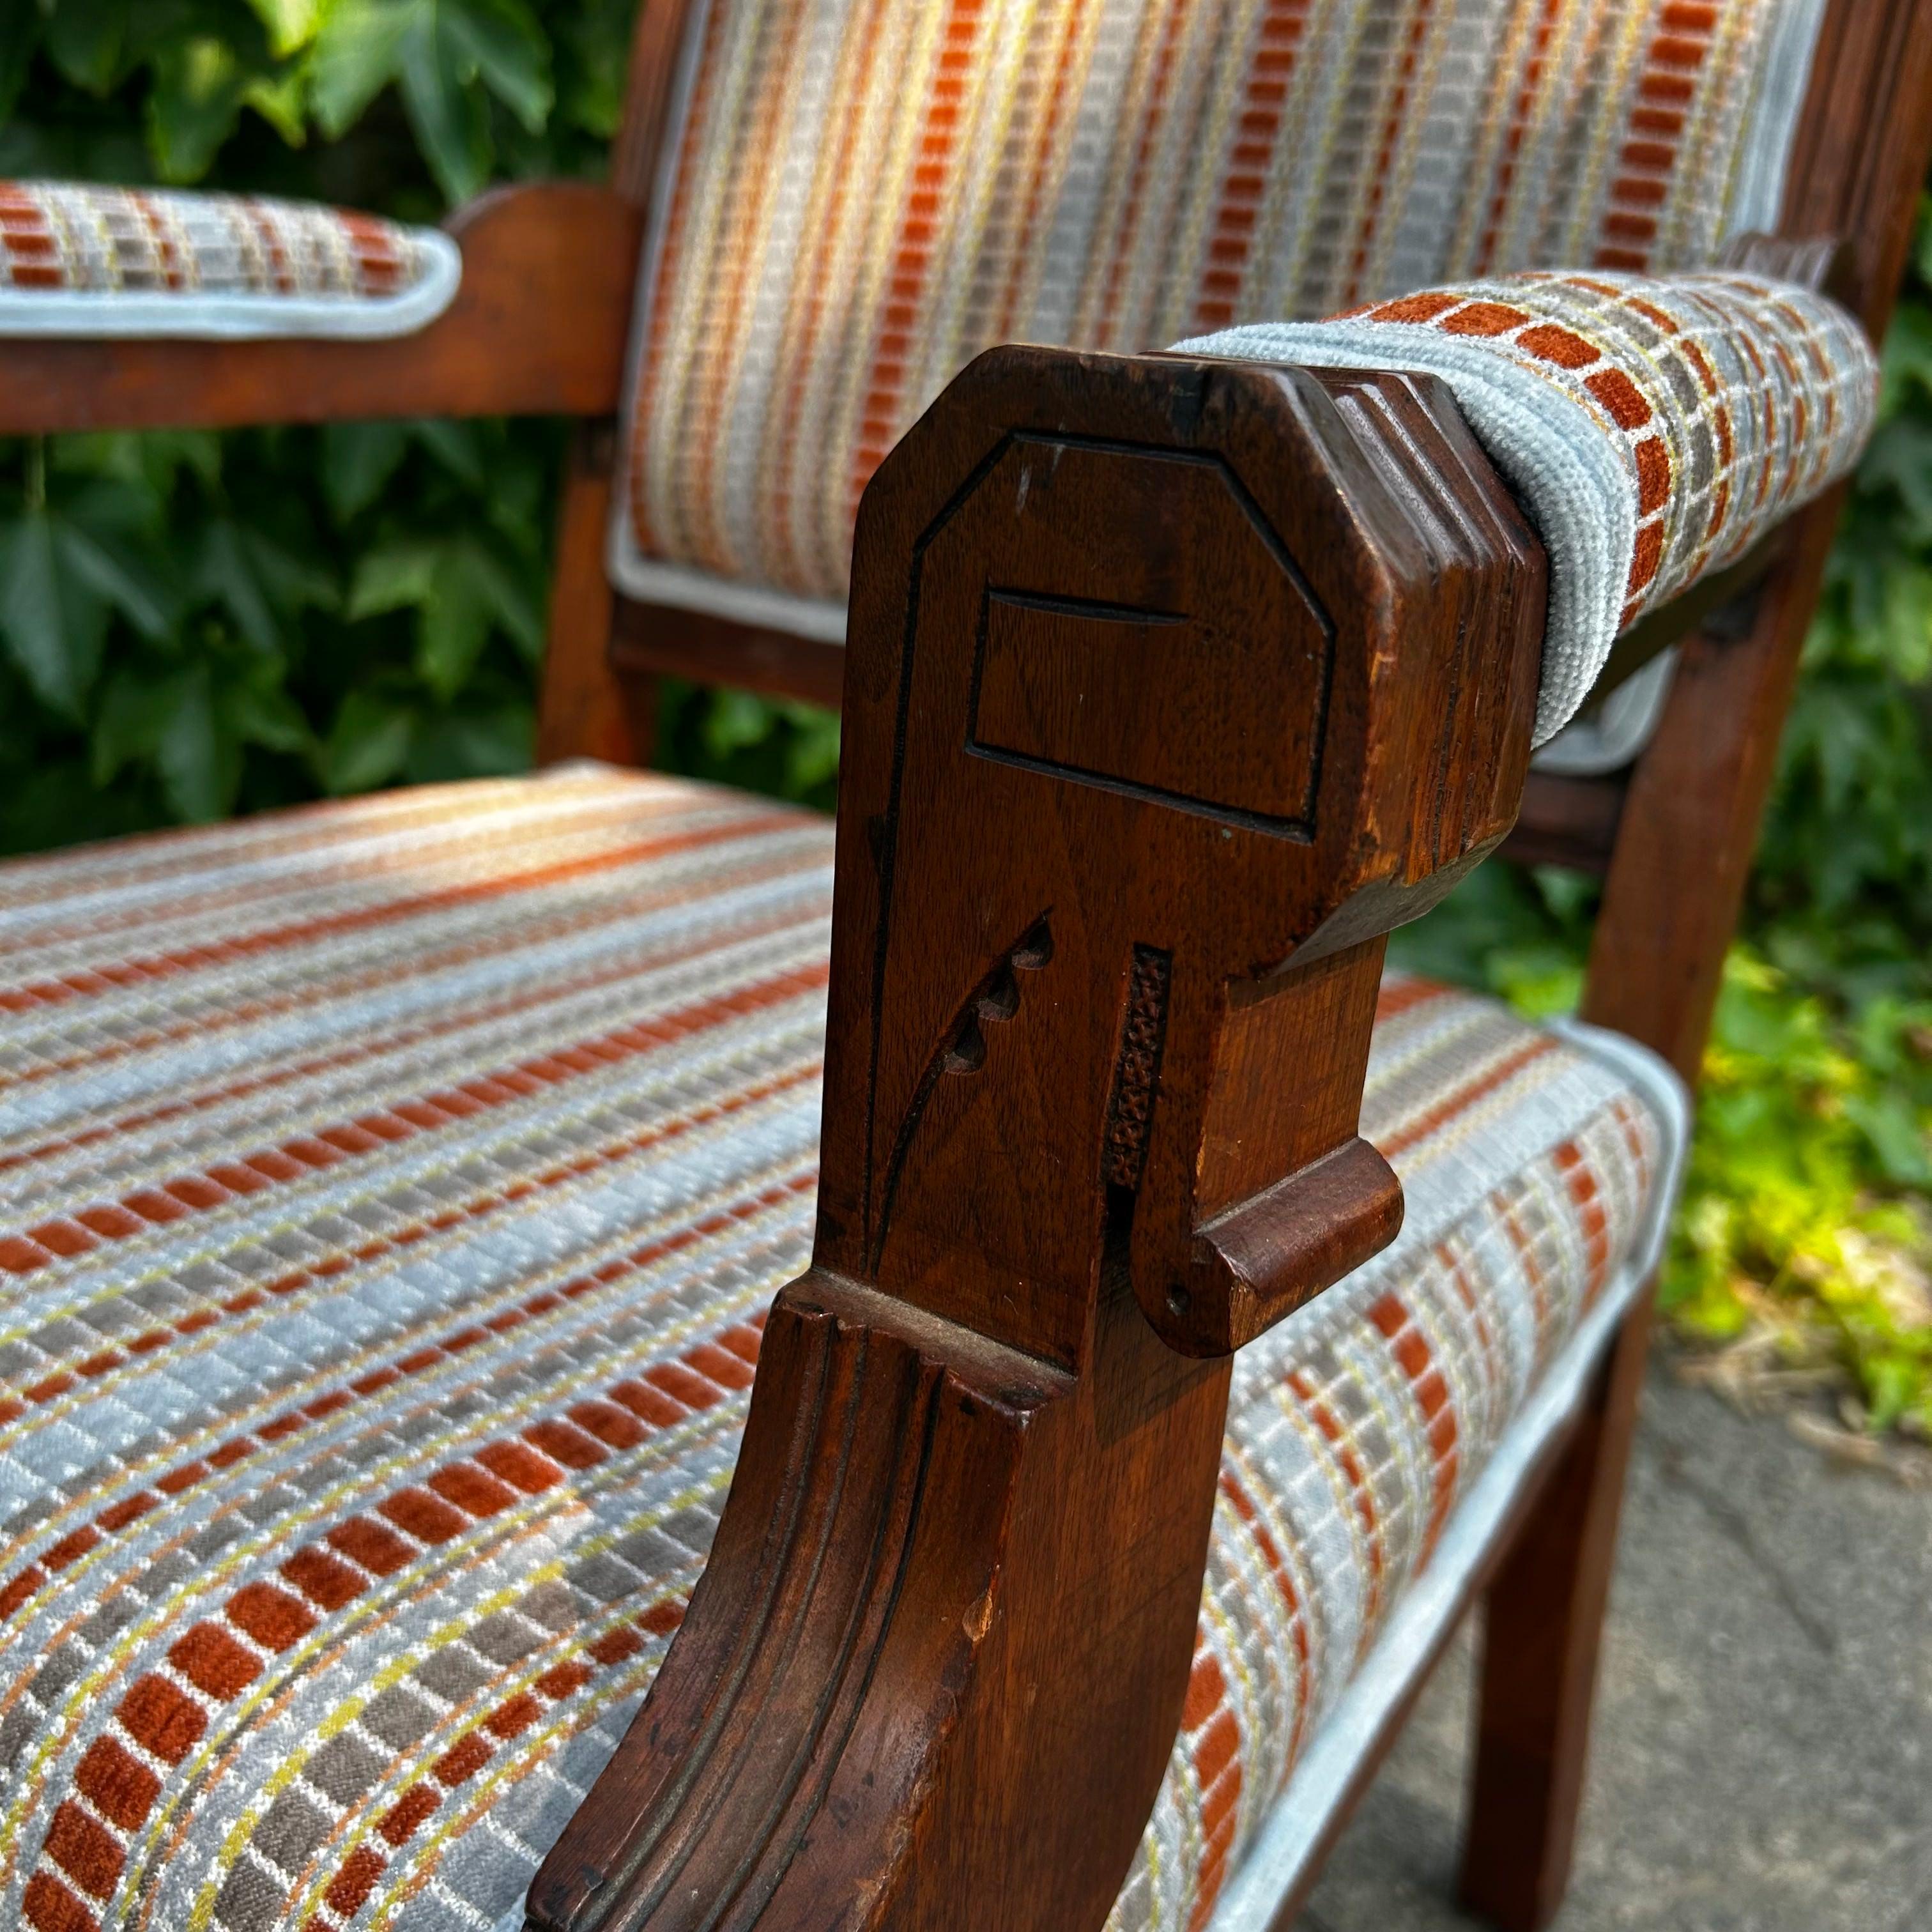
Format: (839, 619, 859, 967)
(962, 439, 1335, 839)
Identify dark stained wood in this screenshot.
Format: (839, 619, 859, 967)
(11, 0, 1926, 1919)
(1459, 13, 1932, 1928)
(599, 461, 1779, 734)
(520, 0, 704, 769)
(1579, 500, 1846, 1080)
(519, 0, 705, 767)
(609, 601, 848, 709)
(1499, 771, 1625, 874)
(567, 0, 850, 753)
(525, 344, 1545, 1932)
(0, 182, 642, 435)
(1459, 1283, 1658, 1931)
(611, 0, 706, 207)
(1780, 0, 1932, 339)
(537, 421, 659, 767)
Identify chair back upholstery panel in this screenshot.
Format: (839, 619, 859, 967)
(608, 0, 1830, 620)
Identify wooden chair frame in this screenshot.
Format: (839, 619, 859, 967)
(4, 5, 1931, 1929)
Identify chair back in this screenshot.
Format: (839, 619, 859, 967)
(608, 0, 1833, 629)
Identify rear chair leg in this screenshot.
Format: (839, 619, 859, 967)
(1458, 1290, 1654, 1932)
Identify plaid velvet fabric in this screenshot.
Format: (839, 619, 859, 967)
(1181, 268, 1877, 739)
(0, 183, 460, 339)
(0, 767, 1679, 1932)
(610, 0, 1829, 644)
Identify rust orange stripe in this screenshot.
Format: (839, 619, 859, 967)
(0, 814, 802, 1017)
(0, 961, 826, 1281)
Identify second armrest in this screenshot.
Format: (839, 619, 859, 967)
(0, 181, 643, 435)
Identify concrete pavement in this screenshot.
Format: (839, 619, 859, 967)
(1296, 1361, 1932, 1932)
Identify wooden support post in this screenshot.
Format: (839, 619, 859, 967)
(1457, 481, 1844, 1930)
(1457, 1281, 1654, 1930)
(537, 421, 660, 768)
(1457, 1, 1932, 1896)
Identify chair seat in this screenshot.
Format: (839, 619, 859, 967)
(0, 765, 1682, 1932)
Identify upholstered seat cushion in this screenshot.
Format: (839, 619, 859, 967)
(0, 183, 460, 339)
(0, 766, 1682, 1932)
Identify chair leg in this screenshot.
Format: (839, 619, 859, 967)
(1457, 1288, 1653, 1931)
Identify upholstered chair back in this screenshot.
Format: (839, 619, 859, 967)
(608, 0, 1831, 637)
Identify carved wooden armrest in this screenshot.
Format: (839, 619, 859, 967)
(526, 346, 1546, 1932)
(0, 183, 641, 434)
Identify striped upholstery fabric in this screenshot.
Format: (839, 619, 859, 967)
(0, 183, 460, 339)
(611, 0, 1828, 640)
(1119, 986, 1668, 1931)
(1181, 267, 1876, 739)
(0, 767, 1676, 1932)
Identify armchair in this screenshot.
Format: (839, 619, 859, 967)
(0, 6, 1928, 1932)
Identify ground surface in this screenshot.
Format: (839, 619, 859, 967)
(1295, 1358, 1932, 1932)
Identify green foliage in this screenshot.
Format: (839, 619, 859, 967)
(1672, 953, 1932, 1433)
(655, 682, 843, 814)
(1754, 214, 1932, 992)
(1658, 204, 1932, 1436)
(0, 1, 627, 196)
(0, 418, 555, 848)
(3, 8, 1929, 1434)
(307, 0, 555, 202)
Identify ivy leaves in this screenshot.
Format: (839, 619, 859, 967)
(0, 419, 553, 845)
(9, 0, 555, 199)
(1671, 953, 1932, 1434)
(310, 0, 551, 200)
(22, 1, 306, 181)
(659, 684, 843, 813)
(325, 420, 546, 706)
(0, 3, 613, 858)
(0, 450, 175, 718)
(328, 522, 544, 793)
(307, 419, 546, 792)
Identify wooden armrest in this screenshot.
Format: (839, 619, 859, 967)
(526, 346, 1545, 1932)
(0, 181, 642, 434)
